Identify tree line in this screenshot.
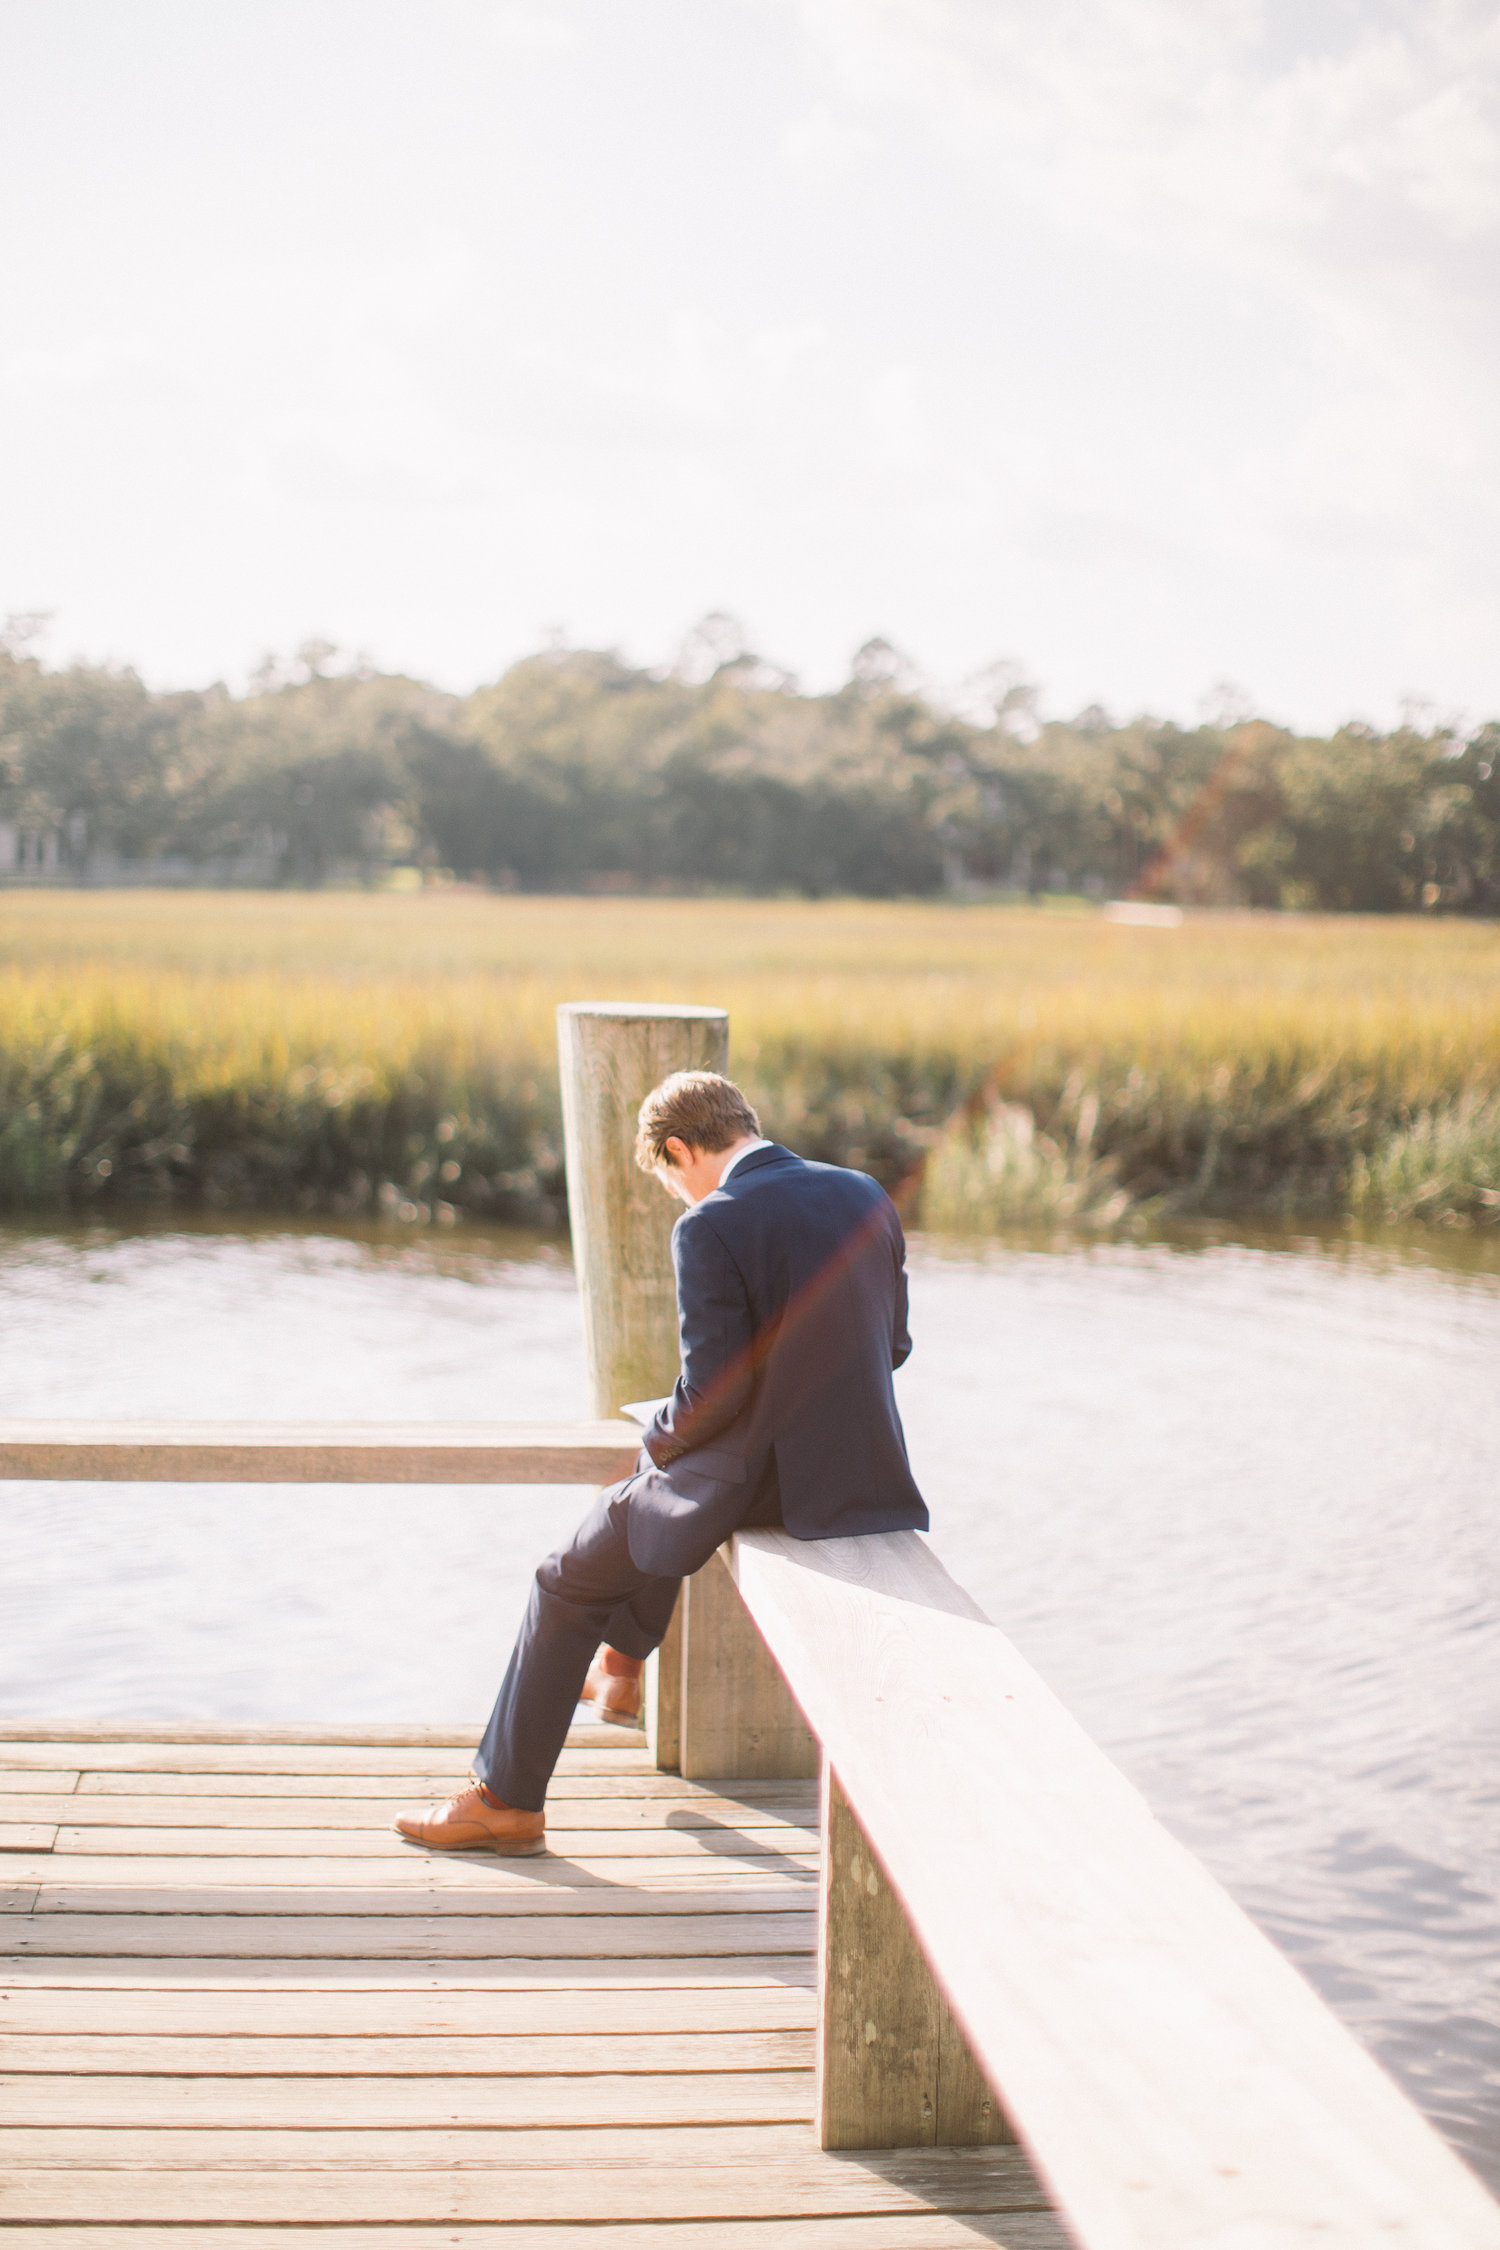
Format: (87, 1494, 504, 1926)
(2, 618, 1497, 910)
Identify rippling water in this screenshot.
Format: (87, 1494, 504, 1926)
(2, 1214, 1497, 2189)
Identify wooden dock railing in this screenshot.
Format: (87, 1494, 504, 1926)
(7, 1422, 1500, 2245)
(7, 1000, 1499, 2247)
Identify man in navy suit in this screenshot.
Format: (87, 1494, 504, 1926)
(397, 1070, 927, 1853)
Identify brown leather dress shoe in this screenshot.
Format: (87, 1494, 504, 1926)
(394, 1784, 545, 1854)
(582, 1661, 644, 1727)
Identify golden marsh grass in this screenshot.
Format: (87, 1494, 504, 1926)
(2, 890, 1497, 1224)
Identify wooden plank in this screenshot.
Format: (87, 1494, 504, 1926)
(820, 1766, 1008, 2151)
(8, 1890, 809, 1926)
(0, 2141, 1048, 2220)
(733, 1529, 1500, 2250)
(0, 1953, 820, 1990)
(0, 2219, 1071, 2250)
(0, 2029, 814, 2073)
(43, 1789, 815, 1826)
(0, 1418, 641, 1485)
(0, 1910, 815, 1957)
(0, 1741, 650, 1772)
(0, 1724, 640, 1752)
(0, 2068, 817, 2127)
(0, 1771, 78, 1794)
(680, 1549, 819, 1782)
(17, 1872, 814, 1908)
(71, 1764, 814, 1800)
(647, 1587, 684, 1771)
(0, 1826, 53, 1853)
(0, 1986, 818, 2033)
(49, 1822, 820, 1856)
(0, 2220, 1068, 2250)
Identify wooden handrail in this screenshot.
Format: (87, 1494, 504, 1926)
(7, 1400, 1498, 2240)
(726, 1525, 1500, 2250)
(0, 1419, 641, 1485)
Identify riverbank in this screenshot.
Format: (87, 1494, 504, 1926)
(2, 890, 1497, 1226)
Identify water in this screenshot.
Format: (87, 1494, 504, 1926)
(2, 1214, 1498, 2191)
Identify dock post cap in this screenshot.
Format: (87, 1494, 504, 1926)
(557, 1000, 729, 1021)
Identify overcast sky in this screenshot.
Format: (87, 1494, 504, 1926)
(3, 0, 1497, 728)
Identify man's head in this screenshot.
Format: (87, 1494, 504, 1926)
(635, 1070, 762, 1205)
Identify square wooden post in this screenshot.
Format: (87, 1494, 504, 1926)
(678, 1548, 819, 1781)
(644, 1593, 683, 1772)
(818, 1763, 1012, 2150)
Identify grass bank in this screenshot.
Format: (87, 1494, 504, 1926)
(1, 890, 1497, 1228)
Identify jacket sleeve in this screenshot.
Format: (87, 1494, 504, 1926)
(644, 1211, 756, 1468)
(890, 1206, 913, 1370)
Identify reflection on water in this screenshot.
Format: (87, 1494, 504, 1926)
(1, 1212, 1498, 2191)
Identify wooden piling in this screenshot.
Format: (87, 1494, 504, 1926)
(556, 1001, 728, 1419)
(557, 1001, 728, 1775)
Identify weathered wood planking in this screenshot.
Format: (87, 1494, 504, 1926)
(0, 1827, 54, 1853)
(52, 1784, 818, 1819)
(1, 1953, 821, 1990)
(0, 1419, 641, 1485)
(70, 1771, 812, 1804)
(0, 1986, 817, 2034)
(0, 2146, 1047, 2224)
(0, 2068, 819, 2127)
(3, 1911, 816, 1956)
(0, 1723, 1051, 2240)
(0, 2221, 1070, 2250)
(0, 2029, 814, 2073)
(0, 1736, 650, 1768)
(732, 1528, 1500, 2250)
(44, 1822, 820, 1857)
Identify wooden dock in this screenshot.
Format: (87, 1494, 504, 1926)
(0, 1718, 1062, 2246)
(7, 1005, 1500, 2248)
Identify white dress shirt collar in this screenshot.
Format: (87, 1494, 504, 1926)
(717, 1137, 773, 1185)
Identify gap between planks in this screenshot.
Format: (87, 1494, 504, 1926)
(0, 2221, 1071, 2250)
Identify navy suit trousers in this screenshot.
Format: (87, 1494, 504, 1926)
(473, 1455, 784, 1812)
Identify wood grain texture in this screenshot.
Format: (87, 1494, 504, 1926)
(819, 1767, 1008, 2152)
(0, 2220, 1070, 2250)
(0, 1953, 820, 1990)
(18, 1789, 814, 1827)
(556, 1000, 727, 1417)
(1, 1909, 815, 1958)
(0, 1985, 817, 2034)
(0, 1421, 641, 1486)
(0, 1826, 54, 1853)
(0, 1719, 1052, 2240)
(731, 1529, 1500, 2250)
(680, 1549, 820, 1782)
(74, 1769, 812, 1802)
(0, 2067, 817, 2128)
(0, 2220, 1069, 2250)
(48, 1823, 820, 1859)
(646, 1588, 684, 1773)
(0, 1729, 643, 1757)
(0, 2140, 1047, 2220)
(0, 2029, 815, 2073)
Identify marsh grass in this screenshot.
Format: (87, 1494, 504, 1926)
(1, 890, 1497, 1225)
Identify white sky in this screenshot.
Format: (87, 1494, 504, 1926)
(2, 0, 1497, 729)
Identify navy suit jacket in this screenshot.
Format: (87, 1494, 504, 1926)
(625, 1143, 928, 1578)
